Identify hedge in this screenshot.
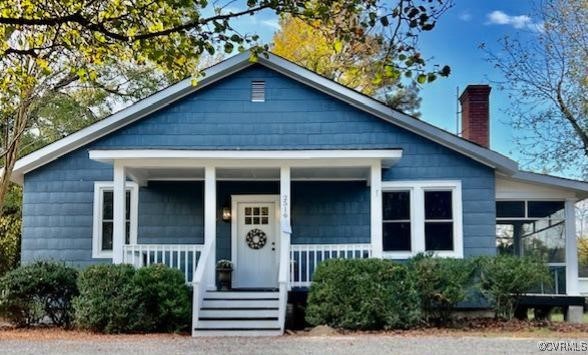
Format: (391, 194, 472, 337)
(305, 255, 553, 330)
(73, 263, 190, 333)
(0, 261, 78, 327)
(133, 264, 191, 332)
(305, 258, 421, 330)
(408, 254, 476, 324)
(477, 255, 552, 319)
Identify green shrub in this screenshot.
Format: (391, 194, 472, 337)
(73, 263, 191, 333)
(408, 254, 476, 324)
(0, 261, 78, 327)
(73, 264, 142, 333)
(477, 255, 552, 320)
(133, 264, 191, 332)
(305, 259, 421, 330)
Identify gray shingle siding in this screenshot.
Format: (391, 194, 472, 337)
(21, 65, 496, 266)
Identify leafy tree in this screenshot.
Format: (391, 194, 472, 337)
(483, 0, 588, 177)
(273, 1, 454, 116)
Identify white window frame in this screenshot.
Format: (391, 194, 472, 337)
(92, 181, 139, 258)
(381, 180, 463, 259)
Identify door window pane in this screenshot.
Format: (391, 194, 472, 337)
(425, 191, 452, 220)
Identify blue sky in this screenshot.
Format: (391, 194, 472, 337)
(227, 0, 544, 169)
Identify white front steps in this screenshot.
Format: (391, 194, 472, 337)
(193, 290, 282, 336)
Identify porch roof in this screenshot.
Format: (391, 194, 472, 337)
(89, 149, 402, 167)
(89, 149, 402, 184)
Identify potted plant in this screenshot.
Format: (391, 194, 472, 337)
(216, 259, 233, 290)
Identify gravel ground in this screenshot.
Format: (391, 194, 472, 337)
(1, 334, 585, 355)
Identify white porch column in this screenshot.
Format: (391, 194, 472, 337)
(565, 198, 579, 295)
(370, 162, 383, 258)
(112, 161, 126, 264)
(204, 166, 216, 290)
(280, 166, 292, 236)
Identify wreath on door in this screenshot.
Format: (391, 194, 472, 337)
(246, 228, 267, 249)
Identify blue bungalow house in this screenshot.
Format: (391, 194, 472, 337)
(10, 52, 588, 336)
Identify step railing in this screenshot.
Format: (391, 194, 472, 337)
(123, 244, 204, 283)
(191, 238, 215, 336)
(290, 243, 372, 288)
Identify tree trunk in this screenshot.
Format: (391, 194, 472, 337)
(0, 95, 32, 216)
(556, 84, 588, 157)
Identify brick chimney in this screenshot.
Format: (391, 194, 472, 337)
(459, 85, 491, 148)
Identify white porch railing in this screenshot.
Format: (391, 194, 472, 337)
(123, 244, 204, 283)
(289, 243, 372, 288)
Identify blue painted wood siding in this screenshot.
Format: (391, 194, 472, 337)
(22, 65, 495, 267)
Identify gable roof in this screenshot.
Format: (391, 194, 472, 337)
(9, 51, 524, 184)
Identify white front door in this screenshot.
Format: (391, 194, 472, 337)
(232, 196, 279, 288)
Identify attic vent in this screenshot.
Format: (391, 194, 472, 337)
(251, 80, 265, 102)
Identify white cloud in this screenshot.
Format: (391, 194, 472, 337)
(261, 19, 280, 30)
(486, 10, 543, 32)
(459, 11, 472, 22)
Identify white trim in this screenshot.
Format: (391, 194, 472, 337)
(92, 181, 138, 259)
(112, 162, 126, 263)
(370, 163, 383, 258)
(565, 198, 580, 295)
(230, 195, 281, 288)
(10, 50, 523, 185)
(88, 149, 402, 168)
(381, 180, 463, 259)
(204, 166, 216, 290)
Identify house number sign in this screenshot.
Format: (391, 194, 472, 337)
(281, 193, 292, 234)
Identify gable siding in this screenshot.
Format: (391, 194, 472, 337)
(22, 65, 495, 267)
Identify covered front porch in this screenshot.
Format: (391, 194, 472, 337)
(90, 149, 401, 334)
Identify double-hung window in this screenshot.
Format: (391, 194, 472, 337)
(383, 191, 412, 253)
(382, 181, 463, 258)
(92, 182, 138, 258)
(424, 190, 455, 251)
